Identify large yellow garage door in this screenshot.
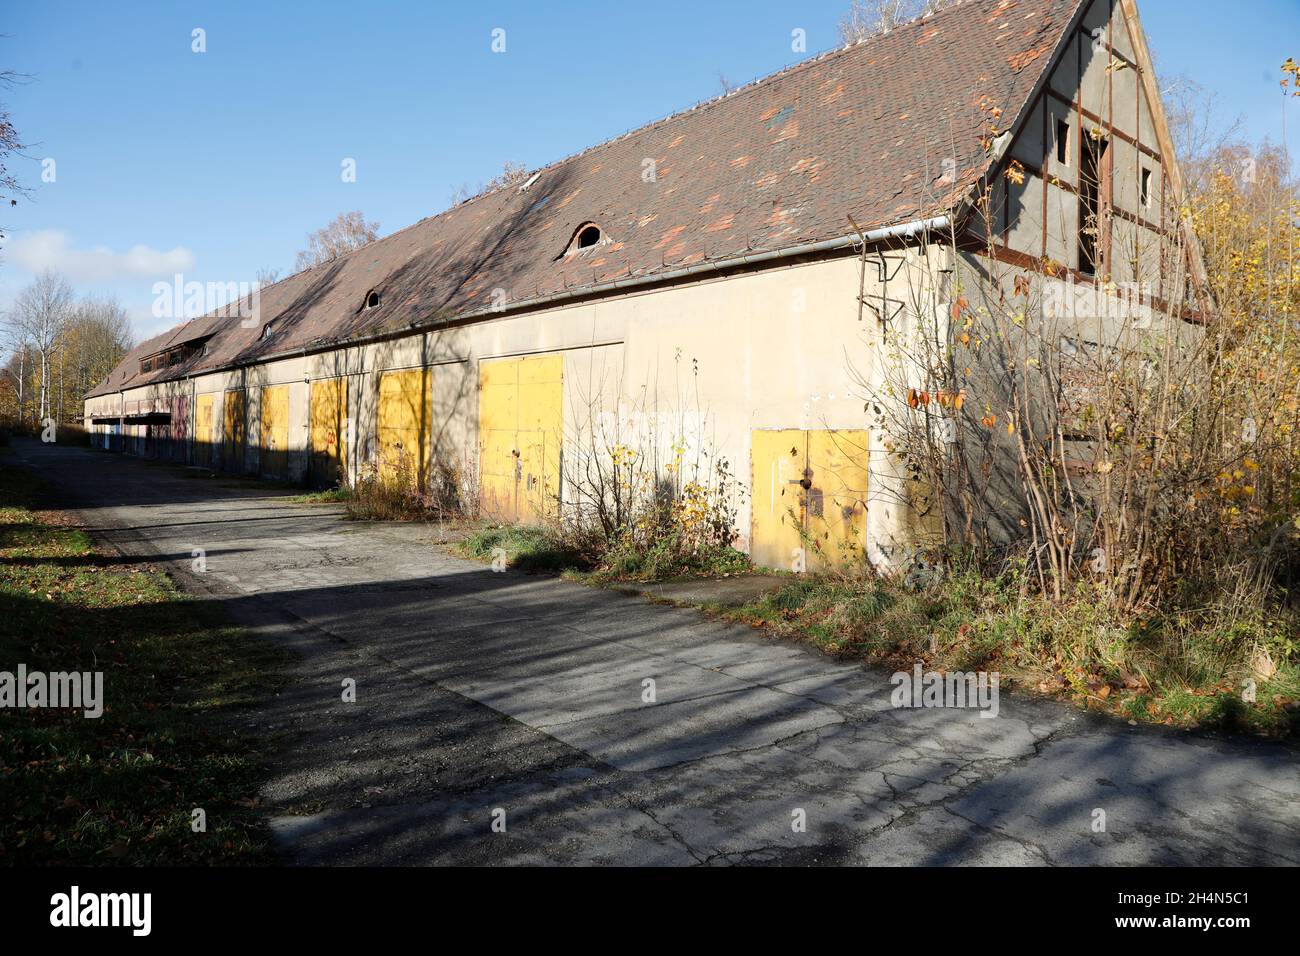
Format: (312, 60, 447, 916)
(377, 368, 429, 485)
(222, 390, 246, 474)
(309, 377, 348, 487)
(479, 353, 562, 523)
(260, 384, 290, 479)
(750, 429, 868, 572)
(194, 393, 215, 468)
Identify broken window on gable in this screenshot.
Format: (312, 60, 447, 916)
(1055, 118, 1070, 166)
(1078, 132, 1110, 276)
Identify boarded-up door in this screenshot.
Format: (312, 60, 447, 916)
(309, 377, 348, 487)
(194, 393, 215, 468)
(750, 429, 868, 571)
(479, 353, 562, 523)
(260, 385, 290, 479)
(377, 369, 429, 485)
(222, 390, 246, 474)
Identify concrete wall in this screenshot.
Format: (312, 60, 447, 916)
(86, 249, 948, 570)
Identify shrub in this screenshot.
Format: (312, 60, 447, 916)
(346, 450, 476, 522)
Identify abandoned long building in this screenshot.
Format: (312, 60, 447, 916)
(84, 0, 1203, 571)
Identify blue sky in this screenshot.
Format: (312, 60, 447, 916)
(2, 0, 1296, 342)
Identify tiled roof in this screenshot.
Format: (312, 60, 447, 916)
(88, 0, 1080, 399)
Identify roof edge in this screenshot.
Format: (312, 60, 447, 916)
(85, 214, 952, 399)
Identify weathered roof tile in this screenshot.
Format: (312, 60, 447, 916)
(89, 0, 1079, 398)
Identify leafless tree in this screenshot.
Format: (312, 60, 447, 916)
(1160, 73, 1244, 194)
(294, 211, 380, 272)
(1, 68, 31, 241)
(5, 270, 73, 422)
(255, 267, 281, 288)
(449, 161, 531, 206)
(482, 160, 530, 192)
(838, 0, 954, 42)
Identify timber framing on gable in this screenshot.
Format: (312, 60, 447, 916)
(964, 0, 1213, 322)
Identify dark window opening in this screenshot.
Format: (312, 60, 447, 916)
(1078, 134, 1110, 276)
(260, 322, 275, 341)
(364, 290, 380, 309)
(576, 224, 601, 249)
(1055, 119, 1070, 165)
(141, 358, 152, 373)
(1140, 167, 1152, 208)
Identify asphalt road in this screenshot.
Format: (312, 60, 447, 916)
(13, 439, 1300, 865)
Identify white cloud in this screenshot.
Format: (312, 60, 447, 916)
(6, 229, 195, 282)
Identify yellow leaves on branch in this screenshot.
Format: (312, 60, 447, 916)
(1282, 57, 1299, 95)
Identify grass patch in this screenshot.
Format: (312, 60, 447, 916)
(287, 486, 352, 504)
(585, 537, 751, 583)
(459, 525, 591, 574)
(722, 568, 1300, 737)
(0, 463, 288, 864)
(459, 522, 754, 583)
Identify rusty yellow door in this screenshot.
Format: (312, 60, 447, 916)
(309, 377, 348, 486)
(194, 393, 215, 468)
(377, 369, 428, 485)
(222, 390, 246, 473)
(478, 354, 563, 522)
(260, 385, 290, 479)
(478, 358, 519, 518)
(750, 430, 808, 571)
(750, 429, 868, 571)
(806, 430, 869, 566)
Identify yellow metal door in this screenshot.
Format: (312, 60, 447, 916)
(478, 353, 563, 522)
(478, 358, 519, 519)
(750, 429, 868, 571)
(223, 390, 246, 473)
(260, 385, 290, 479)
(806, 430, 869, 566)
(377, 369, 428, 485)
(194, 393, 214, 468)
(750, 430, 808, 571)
(309, 377, 348, 486)
(516, 354, 563, 522)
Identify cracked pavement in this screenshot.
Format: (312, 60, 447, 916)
(16, 440, 1300, 866)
